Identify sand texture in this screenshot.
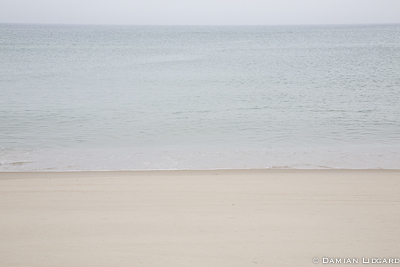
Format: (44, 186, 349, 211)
(1, 170, 399, 266)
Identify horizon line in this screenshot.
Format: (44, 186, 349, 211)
(1, 21, 400, 27)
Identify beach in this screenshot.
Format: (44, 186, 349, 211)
(2, 23, 400, 267)
(1, 169, 399, 266)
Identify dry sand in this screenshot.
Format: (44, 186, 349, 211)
(0, 170, 399, 266)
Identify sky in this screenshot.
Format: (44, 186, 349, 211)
(1, 0, 400, 25)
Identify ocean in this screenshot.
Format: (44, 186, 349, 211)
(1, 24, 399, 171)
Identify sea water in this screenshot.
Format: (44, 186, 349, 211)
(1, 24, 399, 171)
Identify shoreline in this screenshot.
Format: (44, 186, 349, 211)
(1, 168, 400, 180)
(1, 169, 399, 266)
(2, 144, 399, 171)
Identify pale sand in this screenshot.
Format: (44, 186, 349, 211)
(0, 170, 399, 266)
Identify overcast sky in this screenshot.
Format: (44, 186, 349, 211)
(1, 0, 400, 25)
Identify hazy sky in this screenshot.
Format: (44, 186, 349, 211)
(1, 0, 400, 25)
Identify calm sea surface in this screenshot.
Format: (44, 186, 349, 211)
(1, 24, 399, 171)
